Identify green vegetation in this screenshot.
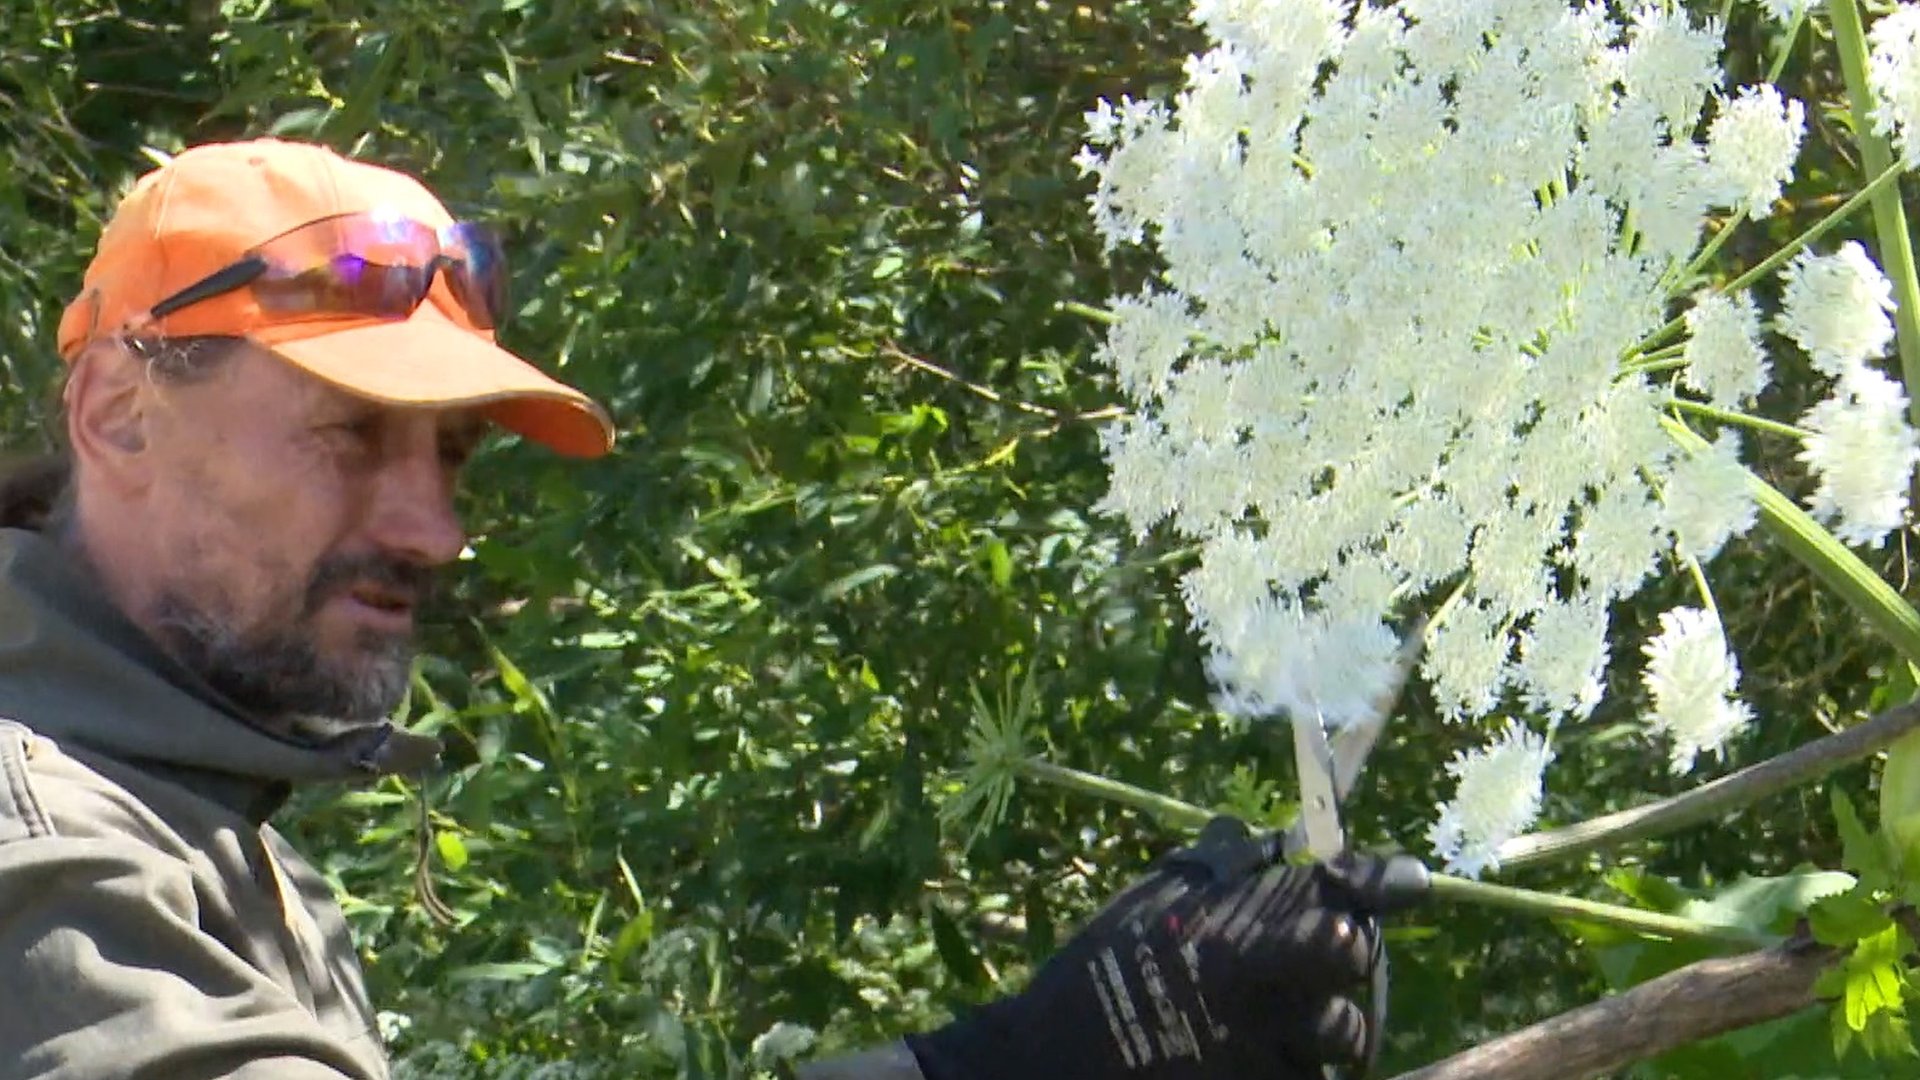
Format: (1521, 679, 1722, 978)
(4, 3, 1917, 1076)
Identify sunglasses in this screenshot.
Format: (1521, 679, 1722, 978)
(125, 209, 508, 336)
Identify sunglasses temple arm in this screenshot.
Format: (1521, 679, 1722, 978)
(146, 255, 271, 321)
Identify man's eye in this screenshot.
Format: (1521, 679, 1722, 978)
(323, 418, 382, 448)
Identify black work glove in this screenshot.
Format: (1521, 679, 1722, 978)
(905, 817, 1429, 1080)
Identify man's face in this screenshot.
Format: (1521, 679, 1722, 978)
(123, 342, 480, 722)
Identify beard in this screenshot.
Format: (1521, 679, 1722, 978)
(151, 552, 434, 725)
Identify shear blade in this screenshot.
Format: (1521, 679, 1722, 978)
(1291, 710, 1344, 860)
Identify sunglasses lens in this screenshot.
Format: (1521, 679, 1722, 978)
(253, 215, 440, 319)
(146, 211, 512, 331)
(441, 223, 508, 330)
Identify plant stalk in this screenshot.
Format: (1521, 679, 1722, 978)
(1637, 161, 1905, 355)
(1012, 758, 1777, 948)
(1428, 875, 1778, 950)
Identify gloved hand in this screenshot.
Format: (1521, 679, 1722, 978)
(904, 817, 1429, 1080)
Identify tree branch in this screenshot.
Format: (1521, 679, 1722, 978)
(1389, 941, 1834, 1080)
(877, 342, 1124, 423)
(1496, 697, 1920, 872)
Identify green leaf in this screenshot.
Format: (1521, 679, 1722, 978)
(821, 564, 900, 600)
(1882, 725, 1920, 877)
(1684, 870, 1857, 936)
(434, 830, 470, 872)
(446, 962, 552, 984)
(984, 539, 1013, 588)
(1605, 867, 1692, 914)
(608, 911, 656, 972)
(927, 904, 989, 990)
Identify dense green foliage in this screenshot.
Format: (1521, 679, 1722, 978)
(3, 2, 1918, 1077)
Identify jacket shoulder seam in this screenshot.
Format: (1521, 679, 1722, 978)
(0, 717, 54, 841)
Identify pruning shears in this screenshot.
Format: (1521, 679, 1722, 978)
(1283, 623, 1431, 1079)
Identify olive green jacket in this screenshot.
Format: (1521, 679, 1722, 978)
(0, 528, 438, 1079)
(0, 528, 932, 1080)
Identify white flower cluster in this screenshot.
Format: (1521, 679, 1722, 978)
(1080, 2, 1804, 874)
(1777, 242, 1920, 546)
(1799, 363, 1920, 545)
(1427, 723, 1554, 879)
(1641, 607, 1753, 774)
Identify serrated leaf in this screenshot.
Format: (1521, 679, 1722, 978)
(1683, 870, 1854, 934)
(1810, 886, 1892, 946)
(1835, 787, 1895, 891)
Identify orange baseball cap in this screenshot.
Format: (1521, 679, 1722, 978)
(56, 138, 614, 458)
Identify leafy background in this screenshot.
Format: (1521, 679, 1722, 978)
(0, 2, 1910, 1076)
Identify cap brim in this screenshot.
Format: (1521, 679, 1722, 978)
(259, 310, 614, 459)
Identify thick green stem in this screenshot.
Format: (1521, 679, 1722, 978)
(1011, 758, 1777, 948)
(1664, 418, 1920, 667)
(1017, 758, 1215, 829)
(1429, 875, 1779, 950)
(1829, 0, 1920, 422)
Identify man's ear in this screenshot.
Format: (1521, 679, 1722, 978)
(65, 343, 153, 492)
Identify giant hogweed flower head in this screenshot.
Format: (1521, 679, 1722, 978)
(1080, 1, 1794, 876)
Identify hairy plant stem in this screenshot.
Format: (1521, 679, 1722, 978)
(1011, 757, 1776, 948)
(1829, 0, 1920, 422)
(1663, 417, 1920, 666)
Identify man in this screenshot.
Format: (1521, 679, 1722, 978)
(0, 139, 1422, 1079)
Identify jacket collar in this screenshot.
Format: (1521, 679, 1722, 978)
(0, 528, 439, 821)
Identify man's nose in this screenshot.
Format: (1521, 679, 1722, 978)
(368, 446, 466, 568)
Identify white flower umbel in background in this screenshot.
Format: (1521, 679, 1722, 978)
(1076, 2, 1839, 876)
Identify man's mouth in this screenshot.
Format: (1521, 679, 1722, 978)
(342, 584, 417, 625)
